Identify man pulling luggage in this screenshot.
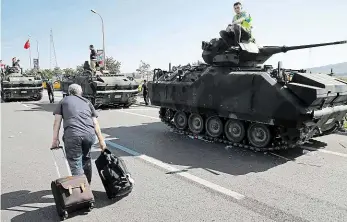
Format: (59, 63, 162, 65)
(51, 83, 106, 184)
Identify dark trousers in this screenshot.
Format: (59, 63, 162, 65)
(219, 24, 251, 47)
(63, 133, 95, 184)
(143, 92, 148, 105)
(48, 90, 54, 103)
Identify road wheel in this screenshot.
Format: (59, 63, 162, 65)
(247, 123, 271, 148)
(34, 94, 42, 101)
(224, 119, 246, 143)
(205, 116, 223, 138)
(123, 103, 131, 108)
(173, 111, 188, 130)
(188, 113, 204, 134)
(2, 97, 9, 103)
(164, 109, 174, 121)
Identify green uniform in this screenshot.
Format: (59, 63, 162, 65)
(233, 11, 255, 43)
(232, 11, 253, 33)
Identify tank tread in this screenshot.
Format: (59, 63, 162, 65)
(160, 117, 293, 152)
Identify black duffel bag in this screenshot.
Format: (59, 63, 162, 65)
(95, 148, 134, 199)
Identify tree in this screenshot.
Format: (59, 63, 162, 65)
(76, 64, 84, 73)
(40, 69, 54, 79)
(192, 60, 204, 66)
(24, 68, 36, 76)
(52, 67, 63, 79)
(136, 60, 151, 80)
(105, 56, 121, 74)
(75, 56, 121, 74)
(63, 68, 76, 76)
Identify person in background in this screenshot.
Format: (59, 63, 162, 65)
(14, 59, 21, 69)
(12, 57, 17, 67)
(51, 83, 106, 184)
(46, 80, 54, 103)
(0, 60, 5, 74)
(142, 80, 149, 105)
(89, 45, 97, 73)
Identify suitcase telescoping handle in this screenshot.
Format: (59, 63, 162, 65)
(51, 146, 72, 178)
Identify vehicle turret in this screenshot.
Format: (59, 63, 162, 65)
(202, 36, 347, 67)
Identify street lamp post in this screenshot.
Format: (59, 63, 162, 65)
(91, 9, 106, 70)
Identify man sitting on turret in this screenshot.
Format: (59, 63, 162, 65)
(12, 57, 16, 67)
(14, 59, 21, 69)
(220, 2, 253, 47)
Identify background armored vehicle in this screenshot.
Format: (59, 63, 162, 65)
(148, 33, 347, 151)
(1, 66, 43, 102)
(61, 63, 139, 108)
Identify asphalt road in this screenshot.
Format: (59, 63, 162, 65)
(1, 90, 347, 222)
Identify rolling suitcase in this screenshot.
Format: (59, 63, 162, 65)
(50, 146, 95, 220)
(95, 148, 134, 199)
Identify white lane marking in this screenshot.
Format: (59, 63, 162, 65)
(104, 137, 119, 141)
(5, 206, 39, 212)
(116, 110, 160, 120)
(302, 146, 347, 158)
(105, 140, 245, 200)
(125, 108, 156, 111)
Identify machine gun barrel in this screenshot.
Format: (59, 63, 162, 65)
(260, 40, 347, 55)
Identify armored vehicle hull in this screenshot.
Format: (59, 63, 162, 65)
(149, 65, 347, 151)
(148, 29, 347, 151)
(1, 68, 43, 102)
(61, 72, 139, 108)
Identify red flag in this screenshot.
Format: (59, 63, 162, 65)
(24, 39, 30, 49)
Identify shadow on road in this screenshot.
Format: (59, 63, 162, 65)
(99, 122, 327, 176)
(1, 189, 123, 221)
(15, 103, 58, 112)
(15, 102, 145, 113)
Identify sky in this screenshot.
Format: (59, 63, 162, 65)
(1, 0, 347, 73)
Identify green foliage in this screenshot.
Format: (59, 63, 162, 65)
(76, 64, 84, 73)
(40, 69, 54, 79)
(105, 56, 121, 74)
(75, 56, 121, 74)
(63, 68, 76, 76)
(192, 60, 204, 65)
(136, 60, 151, 79)
(24, 68, 36, 76)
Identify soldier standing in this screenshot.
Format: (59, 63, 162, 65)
(89, 45, 97, 73)
(142, 80, 149, 105)
(46, 80, 55, 103)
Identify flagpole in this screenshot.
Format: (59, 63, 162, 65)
(28, 35, 32, 69)
(36, 40, 40, 69)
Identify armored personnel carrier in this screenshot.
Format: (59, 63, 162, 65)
(1, 66, 43, 102)
(148, 31, 347, 151)
(61, 62, 139, 108)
